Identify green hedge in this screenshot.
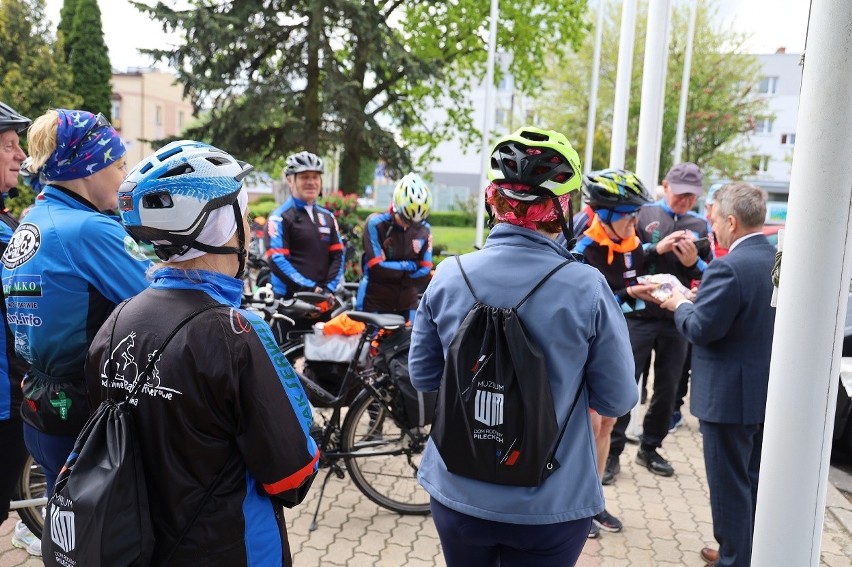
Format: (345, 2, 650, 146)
(356, 209, 484, 227)
(251, 204, 486, 228)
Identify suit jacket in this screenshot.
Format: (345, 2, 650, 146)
(674, 234, 776, 424)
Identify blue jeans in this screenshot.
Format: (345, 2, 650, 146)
(430, 498, 590, 567)
(23, 423, 76, 497)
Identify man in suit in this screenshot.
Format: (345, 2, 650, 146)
(660, 182, 776, 567)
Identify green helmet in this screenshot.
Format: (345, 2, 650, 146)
(487, 126, 582, 201)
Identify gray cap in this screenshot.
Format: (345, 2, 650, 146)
(665, 162, 703, 195)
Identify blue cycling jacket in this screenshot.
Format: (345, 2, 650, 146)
(1, 185, 150, 432)
(0, 203, 27, 421)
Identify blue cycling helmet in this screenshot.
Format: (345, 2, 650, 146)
(119, 140, 253, 274)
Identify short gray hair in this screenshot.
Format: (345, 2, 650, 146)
(713, 182, 767, 228)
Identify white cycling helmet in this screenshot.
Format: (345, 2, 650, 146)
(285, 151, 324, 175)
(119, 140, 253, 275)
(392, 173, 432, 224)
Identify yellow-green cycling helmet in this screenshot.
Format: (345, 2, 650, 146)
(487, 126, 582, 201)
(392, 173, 432, 223)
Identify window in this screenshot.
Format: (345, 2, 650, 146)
(757, 76, 778, 95)
(111, 100, 121, 121)
(495, 108, 506, 127)
(497, 76, 509, 91)
(155, 105, 163, 126)
(751, 155, 771, 174)
(754, 118, 773, 134)
(177, 111, 185, 131)
(781, 133, 796, 145)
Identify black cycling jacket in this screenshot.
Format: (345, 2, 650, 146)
(85, 268, 319, 567)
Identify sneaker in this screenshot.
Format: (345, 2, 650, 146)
(587, 520, 600, 539)
(636, 447, 675, 477)
(593, 509, 623, 533)
(602, 455, 620, 485)
(11, 521, 42, 557)
(669, 410, 684, 433)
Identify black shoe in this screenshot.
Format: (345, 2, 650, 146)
(636, 448, 674, 477)
(602, 455, 620, 485)
(587, 521, 600, 539)
(593, 509, 623, 533)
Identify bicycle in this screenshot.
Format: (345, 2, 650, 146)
(9, 454, 47, 539)
(242, 295, 431, 530)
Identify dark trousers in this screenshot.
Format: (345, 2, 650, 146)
(430, 498, 590, 567)
(701, 421, 763, 567)
(23, 422, 76, 497)
(610, 317, 689, 457)
(674, 344, 692, 413)
(0, 415, 28, 524)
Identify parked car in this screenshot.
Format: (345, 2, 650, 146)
(836, 293, 852, 454)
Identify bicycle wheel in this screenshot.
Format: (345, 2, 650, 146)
(341, 391, 431, 515)
(13, 454, 47, 539)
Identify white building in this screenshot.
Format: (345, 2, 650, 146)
(744, 48, 802, 183)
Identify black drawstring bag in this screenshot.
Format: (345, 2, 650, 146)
(430, 257, 585, 487)
(43, 301, 221, 567)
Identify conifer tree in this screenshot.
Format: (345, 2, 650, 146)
(57, 0, 77, 62)
(66, 0, 112, 114)
(0, 0, 80, 215)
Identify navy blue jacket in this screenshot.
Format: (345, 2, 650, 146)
(674, 234, 776, 424)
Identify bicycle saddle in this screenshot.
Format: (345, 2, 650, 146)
(346, 311, 406, 330)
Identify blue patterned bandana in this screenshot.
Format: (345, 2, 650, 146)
(41, 109, 125, 182)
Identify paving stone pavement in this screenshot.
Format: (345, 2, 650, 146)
(2, 406, 850, 566)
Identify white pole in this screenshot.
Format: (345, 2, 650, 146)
(584, 0, 606, 173)
(673, 0, 698, 165)
(752, 1, 852, 564)
(610, 0, 638, 169)
(635, 0, 671, 187)
(475, 0, 499, 249)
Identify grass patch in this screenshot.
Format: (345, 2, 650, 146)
(431, 226, 487, 257)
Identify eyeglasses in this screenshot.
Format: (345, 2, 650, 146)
(67, 113, 113, 162)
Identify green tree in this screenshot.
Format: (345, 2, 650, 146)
(134, 0, 587, 194)
(0, 0, 81, 216)
(540, 0, 767, 182)
(64, 0, 112, 114)
(57, 0, 77, 62)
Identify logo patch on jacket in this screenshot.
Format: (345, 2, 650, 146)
(643, 221, 660, 236)
(3, 223, 41, 269)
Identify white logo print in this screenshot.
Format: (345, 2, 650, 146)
(3, 223, 41, 269)
(49, 506, 76, 553)
(474, 390, 504, 427)
(101, 332, 182, 400)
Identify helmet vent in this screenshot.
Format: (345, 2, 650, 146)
(142, 192, 174, 209)
(206, 156, 230, 166)
(519, 130, 548, 142)
(139, 162, 154, 174)
(159, 163, 195, 179)
(157, 146, 184, 161)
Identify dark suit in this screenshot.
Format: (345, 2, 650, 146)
(673, 234, 776, 567)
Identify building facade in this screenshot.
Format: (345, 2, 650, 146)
(110, 71, 195, 167)
(744, 49, 802, 183)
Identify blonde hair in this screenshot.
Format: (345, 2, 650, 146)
(27, 110, 60, 172)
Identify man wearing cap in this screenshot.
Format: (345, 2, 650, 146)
(604, 162, 713, 482)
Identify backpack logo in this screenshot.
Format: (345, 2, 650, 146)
(474, 390, 504, 427)
(49, 506, 75, 553)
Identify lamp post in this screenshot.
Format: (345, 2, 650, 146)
(475, 0, 499, 248)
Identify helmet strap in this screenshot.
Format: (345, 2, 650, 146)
(180, 201, 247, 278)
(554, 196, 575, 249)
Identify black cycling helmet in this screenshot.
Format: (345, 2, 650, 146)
(0, 102, 31, 134)
(285, 151, 324, 176)
(583, 168, 652, 212)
